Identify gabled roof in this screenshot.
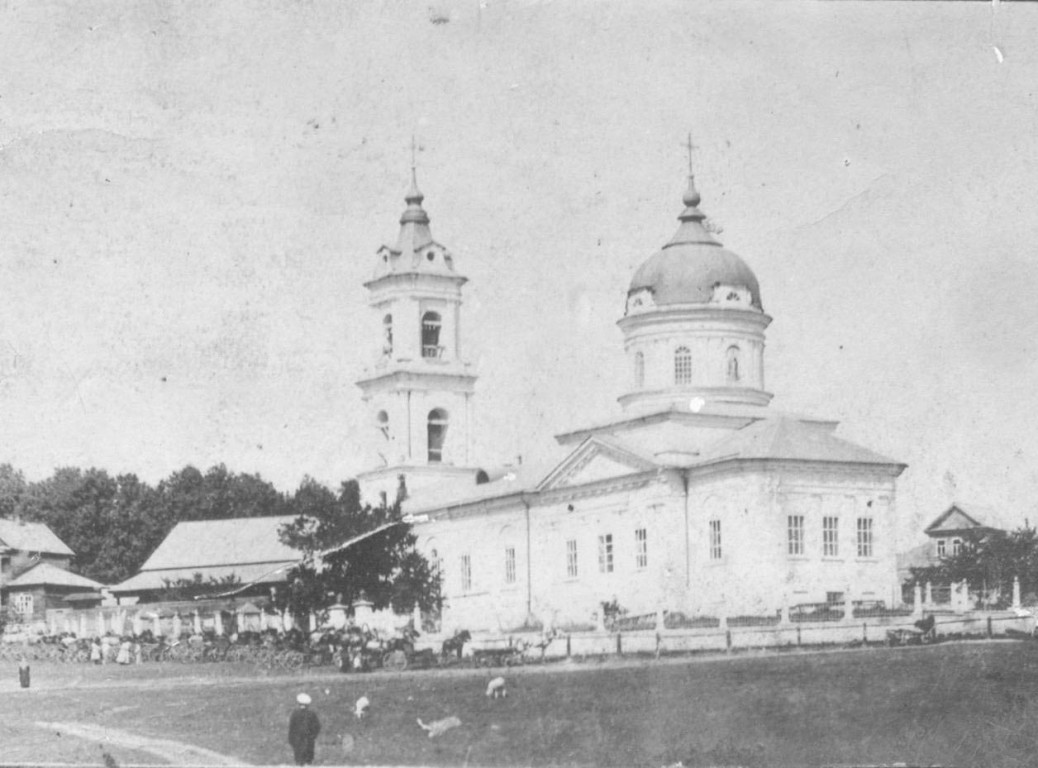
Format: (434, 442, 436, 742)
(136, 515, 300, 572)
(111, 561, 295, 594)
(924, 502, 1027, 535)
(694, 417, 903, 468)
(0, 519, 74, 556)
(110, 515, 302, 595)
(6, 562, 103, 590)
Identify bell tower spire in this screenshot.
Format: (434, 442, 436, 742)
(356, 150, 481, 501)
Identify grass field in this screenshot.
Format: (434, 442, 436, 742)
(2, 640, 1038, 767)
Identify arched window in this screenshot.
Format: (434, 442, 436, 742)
(421, 312, 442, 358)
(674, 346, 692, 385)
(382, 314, 393, 356)
(634, 351, 645, 389)
(427, 408, 448, 463)
(726, 345, 741, 383)
(376, 410, 389, 441)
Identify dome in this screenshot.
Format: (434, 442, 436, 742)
(628, 179, 762, 310)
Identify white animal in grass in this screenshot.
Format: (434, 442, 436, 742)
(485, 676, 507, 698)
(354, 696, 370, 719)
(416, 716, 461, 738)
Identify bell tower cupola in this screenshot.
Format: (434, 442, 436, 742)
(356, 157, 480, 500)
(617, 160, 772, 415)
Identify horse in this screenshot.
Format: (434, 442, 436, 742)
(441, 629, 471, 659)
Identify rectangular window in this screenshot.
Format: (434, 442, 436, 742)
(856, 518, 873, 558)
(823, 516, 839, 557)
(13, 593, 32, 616)
(504, 547, 516, 585)
(566, 539, 578, 578)
(709, 520, 722, 560)
(598, 534, 614, 573)
(936, 539, 946, 558)
(460, 554, 472, 592)
(952, 538, 962, 556)
(635, 528, 648, 569)
(787, 515, 805, 556)
(826, 591, 844, 606)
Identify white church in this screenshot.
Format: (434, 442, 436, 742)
(356, 166, 906, 632)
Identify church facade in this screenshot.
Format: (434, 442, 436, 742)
(357, 167, 906, 632)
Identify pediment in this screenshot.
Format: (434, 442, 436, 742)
(538, 438, 657, 491)
(926, 505, 981, 534)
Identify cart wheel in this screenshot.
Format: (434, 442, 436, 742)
(384, 649, 408, 671)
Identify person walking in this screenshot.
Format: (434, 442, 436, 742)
(288, 693, 321, 765)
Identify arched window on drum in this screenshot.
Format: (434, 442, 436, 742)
(674, 346, 692, 385)
(726, 345, 741, 383)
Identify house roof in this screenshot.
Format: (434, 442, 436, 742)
(924, 502, 1028, 535)
(6, 562, 103, 590)
(111, 562, 295, 594)
(0, 519, 74, 556)
(110, 515, 301, 594)
(896, 541, 934, 573)
(136, 515, 300, 571)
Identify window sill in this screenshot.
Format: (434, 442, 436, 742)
(855, 557, 879, 563)
(786, 556, 809, 562)
(821, 557, 845, 563)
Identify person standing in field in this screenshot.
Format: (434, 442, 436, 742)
(288, 693, 321, 765)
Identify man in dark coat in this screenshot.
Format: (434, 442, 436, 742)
(288, 693, 321, 765)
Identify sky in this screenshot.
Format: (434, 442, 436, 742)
(0, 0, 1035, 546)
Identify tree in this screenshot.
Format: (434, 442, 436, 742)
(908, 525, 1038, 607)
(277, 478, 439, 621)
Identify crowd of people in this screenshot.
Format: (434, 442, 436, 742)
(6, 623, 428, 670)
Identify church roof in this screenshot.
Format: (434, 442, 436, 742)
(407, 416, 902, 517)
(0, 519, 74, 556)
(628, 175, 762, 309)
(403, 456, 564, 515)
(6, 562, 104, 590)
(693, 417, 903, 468)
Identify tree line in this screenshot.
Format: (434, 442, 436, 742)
(0, 463, 438, 616)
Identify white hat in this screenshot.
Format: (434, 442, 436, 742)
(297, 693, 312, 705)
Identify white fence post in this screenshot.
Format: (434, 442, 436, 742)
(913, 583, 923, 619)
(1013, 576, 1022, 610)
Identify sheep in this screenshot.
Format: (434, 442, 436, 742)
(416, 716, 461, 738)
(485, 676, 507, 698)
(354, 695, 370, 719)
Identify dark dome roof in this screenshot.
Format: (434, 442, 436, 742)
(628, 181, 762, 310)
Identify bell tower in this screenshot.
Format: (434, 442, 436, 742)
(356, 161, 480, 501)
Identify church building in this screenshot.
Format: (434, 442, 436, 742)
(356, 164, 906, 632)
